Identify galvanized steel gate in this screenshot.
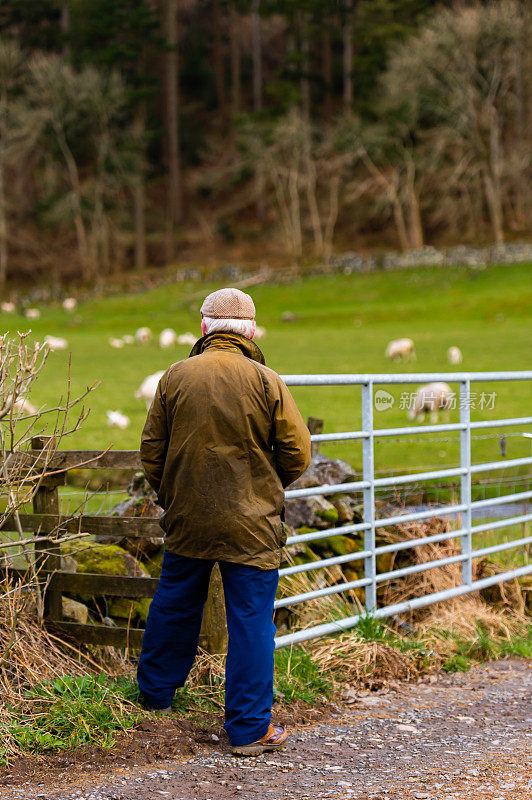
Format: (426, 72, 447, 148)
(274, 372, 532, 648)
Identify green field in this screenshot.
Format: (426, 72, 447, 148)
(3, 263, 532, 484)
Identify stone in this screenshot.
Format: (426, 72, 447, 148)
(62, 596, 89, 625)
(289, 453, 357, 490)
(284, 495, 338, 530)
(107, 471, 164, 559)
(64, 542, 150, 578)
(60, 555, 77, 573)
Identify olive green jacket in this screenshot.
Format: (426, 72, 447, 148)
(140, 332, 311, 569)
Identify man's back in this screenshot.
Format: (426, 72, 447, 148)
(140, 332, 311, 569)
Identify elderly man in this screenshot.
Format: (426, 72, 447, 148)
(137, 288, 311, 756)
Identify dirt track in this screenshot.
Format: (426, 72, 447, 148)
(1, 659, 530, 800)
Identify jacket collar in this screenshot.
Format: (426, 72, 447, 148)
(188, 332, 266, 365)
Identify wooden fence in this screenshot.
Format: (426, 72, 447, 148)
(1, 438, 228, 652)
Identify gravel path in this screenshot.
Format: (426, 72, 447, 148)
(1, 659, 530, 800)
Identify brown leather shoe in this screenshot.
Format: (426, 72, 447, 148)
(232, 723, 289, 756)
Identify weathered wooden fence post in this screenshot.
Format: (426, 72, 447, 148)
(199, 563, 228, 654)
(32, 436, 63, 621)
(307, 416, 323, 456)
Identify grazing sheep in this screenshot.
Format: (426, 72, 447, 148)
(159, 328, 177, 348)
(408, 382, 453, 423)
(107, 410, 130, 429)
(122, 334, 135, 345)
(135, 327, 152, 345)
(1, 301, 15, 313)
(386, 338, 416, 361)
(109, 337, 125, 349)
(177, 332, 198, 346)
(62, 297, 77, 312)
(45, 335, 68, 351)
(447, 346, 463, 365)
(13, 397, 37, 415)
(135, 370, 165, 408)
(254, 325, 266, 340)
(25, 308, 40, 320)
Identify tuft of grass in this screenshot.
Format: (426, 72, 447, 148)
(274, 647, 333, 703)
(2, 674, 140, 762)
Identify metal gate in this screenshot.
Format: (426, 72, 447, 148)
(274, 371, 532, 648)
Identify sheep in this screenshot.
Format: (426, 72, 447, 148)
(254, 325, 266, 340)
(1, 301, 15, 313)
(447, 346, 463, 365)
(135, 327, 152, 345)
(45, 335, 68, 351)
(107, 410, 130, 429)
(135, 370, 165, 408)
(408, 382, 454, 423)
(13, 397, 37, 415)
(25, 308, 40, 320)
(177, 332, 198, 346)
(159, 328, 177, 349)
(62, 297, 77, 312)
(386, 338, 416, 361)
(122, 334, 135, 345)
(109, 337, 125, 349)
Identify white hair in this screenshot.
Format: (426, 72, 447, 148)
(203, 316, 255, 339)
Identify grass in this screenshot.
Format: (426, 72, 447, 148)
(1, 674, 141, 764)
(2, 262, 531, 476)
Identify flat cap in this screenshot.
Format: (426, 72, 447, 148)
(200, 288, 256, 320)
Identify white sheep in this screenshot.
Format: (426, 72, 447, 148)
(109, 337, 125, 349)
(1, 301, 15, 313)
(45, 335, 68, 351)
(122, 334, 135, 345)
(159, 328, 177, 349)
(408, 382, 454, 423)
(447, 346, 463, 365)
(62, 297, 77, 312)
(135, 327, 152, 345)
(25, 308, 40, 320)
(386, 338, 416, 361)
(107, 410, 130, 429)
(13, 397, 37, 415)
(134, 370, 165, 408)
(254, 325, 266, 340)
(177, 332, 198, 346)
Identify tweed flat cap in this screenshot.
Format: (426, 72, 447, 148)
(200, 288, 256, 320)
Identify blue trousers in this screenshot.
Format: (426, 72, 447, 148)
(137, 550, 279, 746)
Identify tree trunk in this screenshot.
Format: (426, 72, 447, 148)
(322, 22, 333, 119)
(343, 0, 353, 111)
(406, 160, 423, 248)
(483, 171, 504, 245)
(163, 0, 182, 260)
(229, 6, 241, 115)
(133, 102, 147, 271)
(252, 0, 265, 220)
(0, 158, 7, 288)
(486, 106, 504, 244)
(299, 12, 310, 120)
(212, 0, 227, 117)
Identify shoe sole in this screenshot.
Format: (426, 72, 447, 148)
(232, 738, 289, 757)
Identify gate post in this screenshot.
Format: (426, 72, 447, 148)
(362, 381, 376, 612)
(459, 380, 472, 585)
(199, 563, 228, 654)
(32, 436, 63, 621)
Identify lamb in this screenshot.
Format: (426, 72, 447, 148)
(44, 335, 68, 351)
(109, 337, 125, 349)
(13, 397, 37, 415)
(386, 338, 416, 361)
(62, 297, 77, 312)
(135, 371, 165, 408)
(177, 332, 198, 346)
(1, 301, 15, 313)
(408, 382, 454, 423)
(447, 346, 463, 365)
(135, 327, 152, 345)
(254, 325, 266, 340)
(25, 308, 40, 320)
(122, 334, 135, 345)
(107, 410, 130, 429)
(159, 328, 177, 348)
